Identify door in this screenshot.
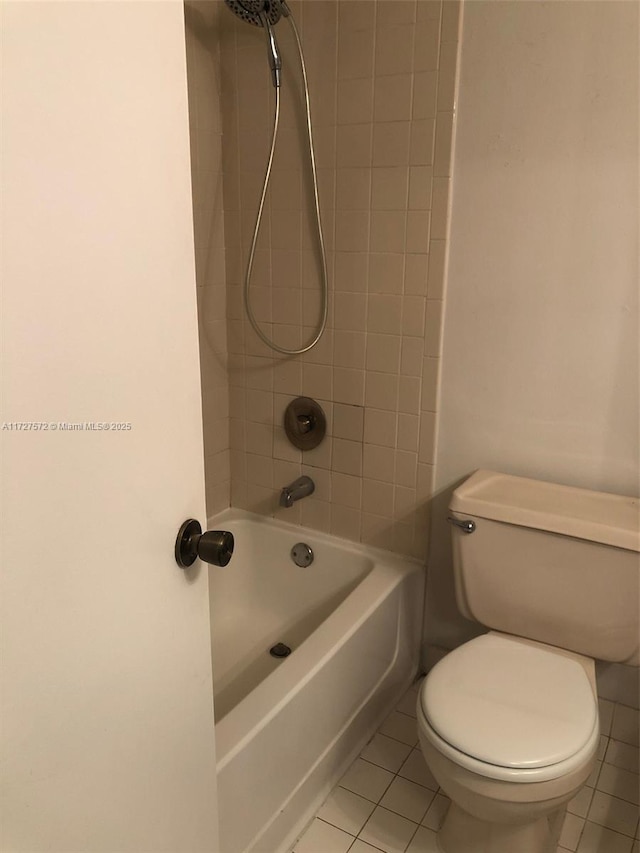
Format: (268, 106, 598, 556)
(0, 2, 218, 850)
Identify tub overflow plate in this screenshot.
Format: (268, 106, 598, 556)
(291, 542, 314, 567)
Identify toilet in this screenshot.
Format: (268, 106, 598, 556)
(417, 470, 639, 853)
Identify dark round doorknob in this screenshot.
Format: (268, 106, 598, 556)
(175, 519, 234, 568)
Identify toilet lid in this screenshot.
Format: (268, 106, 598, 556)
(421, 634, 597, 770)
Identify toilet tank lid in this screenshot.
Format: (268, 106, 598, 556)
(450, 470, 640, 552)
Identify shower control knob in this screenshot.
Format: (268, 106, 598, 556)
(175, 519, 234, 569)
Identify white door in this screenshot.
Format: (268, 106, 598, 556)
(0, 2, 218, 851)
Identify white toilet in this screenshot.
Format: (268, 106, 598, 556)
(417, 470, 639, 853)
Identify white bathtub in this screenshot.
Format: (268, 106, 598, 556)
(207, 509, 425, 853)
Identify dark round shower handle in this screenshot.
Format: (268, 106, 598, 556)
(175, 519, 234, 569)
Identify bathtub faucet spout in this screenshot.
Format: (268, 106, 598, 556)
(279, 475, 315, 508)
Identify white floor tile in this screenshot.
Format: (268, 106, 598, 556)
(359, 805, 419, 853)
(577, 820, 634, 853)
(587, 791, 639, 838)
(339, 758, 394, 804)
(597, 735, 608, 761)
(606, 739, 640, 774)
(360, 733, 412, 773)
(405, 825, 440, 853)
(379, 710, 419, 747)
(397, 749, 439, 791)
(293, 818, 355, 853)
(380, 776, 436, 823)
(597, 763, 640, 806)
(395, 687, 419, 719)
(586, 760, 602, 788)
(317, 787, 376, 837)
(420, 792, 450, 831)
(599, 699, 615, 736)
(611, 705, 640, 748)
(559, 813, 584, 851)
(349, 841, 387, 853)
(568, 785, 594, 818)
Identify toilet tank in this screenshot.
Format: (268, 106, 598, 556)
(449, 470, 640, 665)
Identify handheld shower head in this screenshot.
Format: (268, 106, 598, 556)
(224, 0, 286, 87)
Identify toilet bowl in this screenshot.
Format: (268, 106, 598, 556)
(418, 470, 639, 853)
(417, 632, 599, 853)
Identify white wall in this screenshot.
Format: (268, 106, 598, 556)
(425, 0, 639, 681)
(1, 2, 219, 849)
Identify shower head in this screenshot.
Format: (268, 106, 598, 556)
(224, 0, 283, 27)
(224, 0, 288, 88)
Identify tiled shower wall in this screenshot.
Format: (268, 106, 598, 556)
(188, 0, 460, 560)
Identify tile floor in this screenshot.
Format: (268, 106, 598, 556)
(293, 679, 640, 853)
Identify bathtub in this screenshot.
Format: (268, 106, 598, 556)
(207, 508, 425, 853)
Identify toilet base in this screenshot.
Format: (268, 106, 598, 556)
(437, 802, 566, 853)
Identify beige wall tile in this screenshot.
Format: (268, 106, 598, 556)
(365, 371, 400, 410)
(424, 299, 444, 357)
(338, 28, 375, 80)
(333, 366, 366, 406)
(434, 112, 454, 177)
(332, 437, 363, 476)
(333, 403, 365, 442)
(397, 413, 420, 452)
(375, 24, 415, 76)
(337, 123, 373, 167)
(412, 71, 438, 120)
(339, 0, 376, 32)
(418, 411, 437, 464)
(370, 210, 407, 253)
(334, 251, 368, 292)
(338, 77, 375, 125)
(402, 295, 426, 337)
(336, 168, 372, 211)
(395, 449, 419, 487)
(331, 471, 362, 509)
(398, 376, 421, 414)
(367, 294, 404, 335)
(369, 252, 405, 294)
(301, 498, 332, 532)
(334, 291, 368, 331)
(410, 119, 436, 165)
(441, 0, 461, 43)
(404, 253, 429, 296)
(362, 478, 395, 517)
(374, 74, 414, 122)
(363, 442, 396, 483)
(366, 333, 402, 374)
(371, 167, 410, 211)
(421, 356, 440, 410)
(330, 505, 362, 540)
(335, 209, 370, 252)
(426, 239, 446, 299)
(406, 210, 431, 253)
(377, 1, 417, 27)
(373, 122, 411, 167)
(303, 363, 333, 400)
(364, 408, 398, 447)
(413, 20, 440, 72)
(401, 337, 425, 376)
(334, 330, 367, 369)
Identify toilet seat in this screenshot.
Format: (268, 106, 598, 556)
(418, 634, 600, 783)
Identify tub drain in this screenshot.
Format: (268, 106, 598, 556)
(270, 642, 291, 658)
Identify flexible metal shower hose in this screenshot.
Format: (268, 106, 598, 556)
(243, 13, 329, 355)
